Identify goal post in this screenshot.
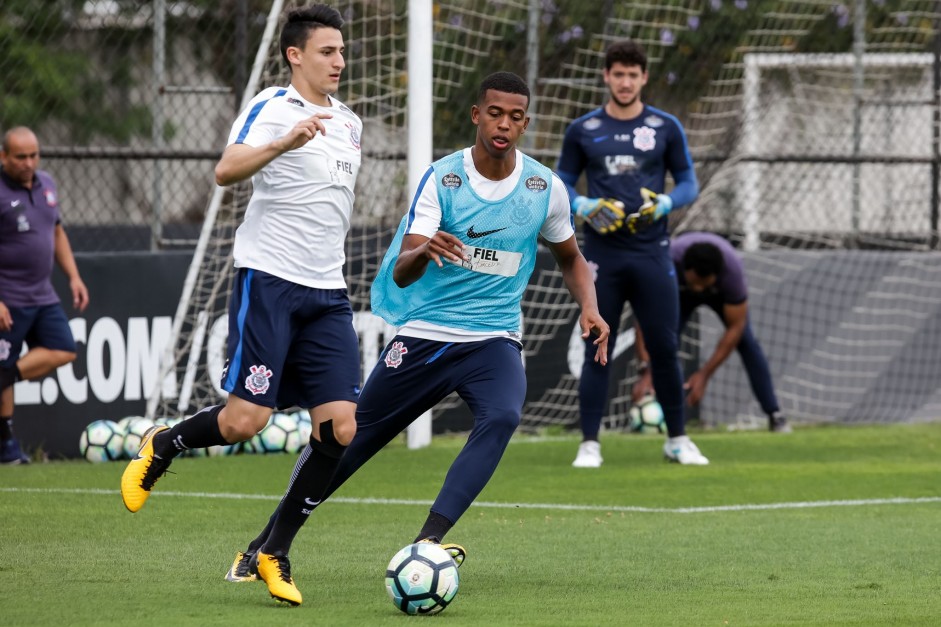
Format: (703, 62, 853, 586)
(146, 1, 941, 437)
(405, 0, 433, 448)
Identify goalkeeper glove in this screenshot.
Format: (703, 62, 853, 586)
(572, 196, 626, 234)
(626, 188, 673, 234)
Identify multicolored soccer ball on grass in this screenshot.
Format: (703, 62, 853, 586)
(385, 543, 459, 615)
(254, 412, 305, 454)
(629, 395, 666, 434)
(79, 419, 124, 462)
(122, 417, 156, 459)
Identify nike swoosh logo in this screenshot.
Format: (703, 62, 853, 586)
(592, 135, 609, 143)
(466, 225, 507, 238)
(11, 200, 20, 207)
(304, 497, 321, 506)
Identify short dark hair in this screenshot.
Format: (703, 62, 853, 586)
(477, 71, 530, 107)
(280, 4, 344, 68)
(605, 40, 647, 72)
(683, 242, 724, 278)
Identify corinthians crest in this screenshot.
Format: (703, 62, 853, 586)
(632, 126, 657, 151)
(384, 341, 408, 368)
(244, 364, 274, 395)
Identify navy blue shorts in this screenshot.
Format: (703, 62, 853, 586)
(356, 336, 526, 434)
(0, 304, 76, 367)
(221, 269, 360, 409)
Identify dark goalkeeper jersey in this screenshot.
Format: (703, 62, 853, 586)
(556, 104, 695, 251)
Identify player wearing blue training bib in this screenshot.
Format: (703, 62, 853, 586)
(233, 71, 610, 578)
(556, 40, 709, 467)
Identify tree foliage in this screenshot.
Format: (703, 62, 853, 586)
(0, 1, 151, 142)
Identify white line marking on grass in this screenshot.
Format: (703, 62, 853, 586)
(2, 487, 939, 514)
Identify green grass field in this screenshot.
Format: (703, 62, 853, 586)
(2, 424, 940, 626)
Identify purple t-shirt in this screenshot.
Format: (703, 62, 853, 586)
(670, 232, 747, 304)
(0, 168, 61, 307)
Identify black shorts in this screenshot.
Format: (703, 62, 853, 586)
(221, 269, 361, 409)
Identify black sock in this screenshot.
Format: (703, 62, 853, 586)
(414, 511, 454, 544)
(247, 511, 279, 554)
(0, 416, 13, 441)
(262, 422, 346, 556)
(154, 404, 227, 459)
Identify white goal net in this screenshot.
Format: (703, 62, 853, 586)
(150, 0, 941, 432)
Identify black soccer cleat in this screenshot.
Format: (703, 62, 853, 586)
(225, 550, 258, 582)
(769, 412, 792, 433)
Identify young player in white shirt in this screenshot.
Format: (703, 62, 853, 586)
(121, 4, 361, 607)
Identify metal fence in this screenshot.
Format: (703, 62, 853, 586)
(3, 1, 940, 253)
(1, 0, 269, 252)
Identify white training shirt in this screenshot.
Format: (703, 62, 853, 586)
(227, 84, 363, 289)
(399, 147, 574, 343)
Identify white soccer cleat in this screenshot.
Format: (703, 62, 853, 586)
(663, 436, 709, 465)
(572, 440, 603, 468)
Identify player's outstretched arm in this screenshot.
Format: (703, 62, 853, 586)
(631, 323, 654, 402)
(685, 301, 747, 406)
(214, 114, 333, 186)
(0, 301, 12, 332)
(392, 232, 468, 288)
(547, 236, 609, 365)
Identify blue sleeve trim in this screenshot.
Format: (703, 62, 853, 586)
(647, 105, 699, 208)
(234, 88, 288, 144)
(404, 166, 435, 233)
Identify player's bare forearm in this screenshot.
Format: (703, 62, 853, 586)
(549, 237, 595, 309)
(214, 143, 285, 186)
(54, 225, 89, 312)
(392, 232, 467, 288)
(701, 326, 742, 379)
(215, 114, 331, 186)
(0, 302, 12, 332)
(549, 237, 609, 364)
(634, 322, 651, 363)
(701, 302, 747, 378)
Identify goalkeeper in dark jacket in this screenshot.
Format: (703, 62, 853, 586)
(556, 39, 706, 467)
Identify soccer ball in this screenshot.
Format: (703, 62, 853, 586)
(115, 415, 145, 433)
(385, 543, 459, 615)
(243, 432, 263, 455)
(206, 441, 240, 456)
(256, 412, 303, 454)
(79, 420, 124, 462)
(122, 417, 156, 459)
(629, 395, 666, 434)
